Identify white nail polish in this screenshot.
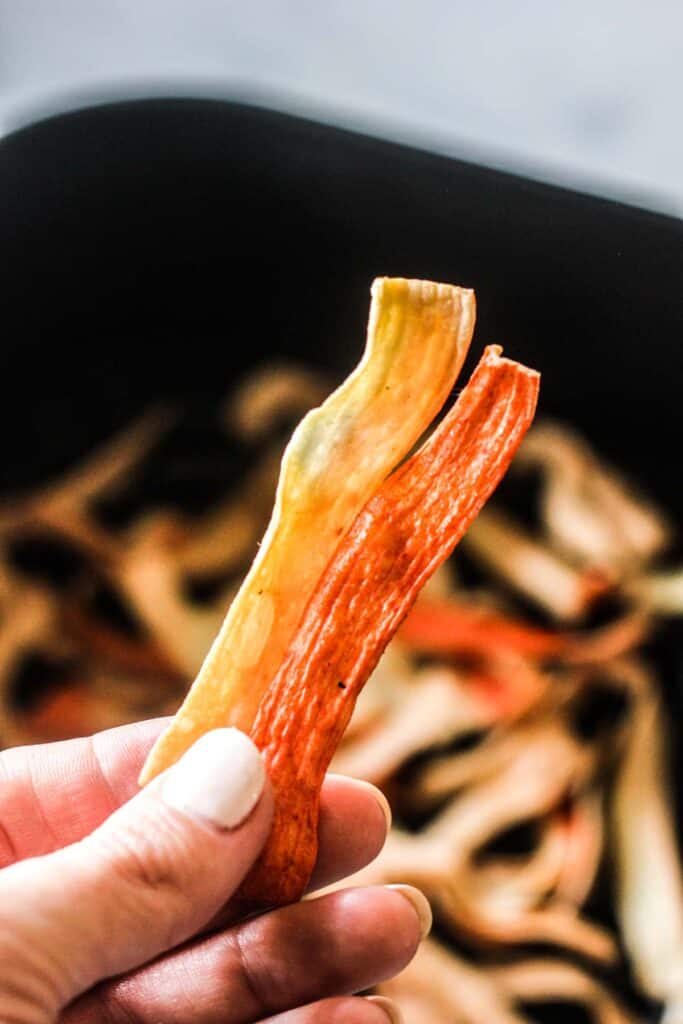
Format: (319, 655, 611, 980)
(160, 728, 265, 829)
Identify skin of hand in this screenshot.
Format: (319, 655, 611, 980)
(0, 718, 430, 1024)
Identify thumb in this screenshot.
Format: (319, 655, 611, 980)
(0, 728, 272, 1022)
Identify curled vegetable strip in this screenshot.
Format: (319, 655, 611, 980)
(398, 599, 567, 658)
(463, 507, 610, 621)
(340, 645, 415, 741)
(224, 363, 329, 442)
(0, 572, 59, 745)
(626, 570, 683, 616)
(517, 422, 670, 575)
(339, 718, 611, 962)
(487, 959, 636, 1024)
(240, 345, 538, 905)
(330, 667, 496, 784)
(379, 940, 636, 1024)
(118, 515, 233, 677)
(379, 938, 529, 1024)
(613, 687, 683, 1015)
(118, 447, 285, 676)
(0, 407, 173, 565)
(140, 278, 476, 780)
(555, 792, 605, 907)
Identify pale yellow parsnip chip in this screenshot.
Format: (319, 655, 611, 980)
(140, 277, 475, 783)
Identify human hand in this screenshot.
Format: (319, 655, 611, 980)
(0, 718, 429, 1023)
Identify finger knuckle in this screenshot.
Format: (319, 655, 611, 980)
(229, 924, 279, 1015)
(84, 985, 143, 1024)
(86, 811, 197, 930)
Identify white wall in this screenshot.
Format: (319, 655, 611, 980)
(1, 1, 682, 214)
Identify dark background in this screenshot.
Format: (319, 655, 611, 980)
(1, 99, 681, 516)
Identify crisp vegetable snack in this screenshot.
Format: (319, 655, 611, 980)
(140, 277, 539, 905)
